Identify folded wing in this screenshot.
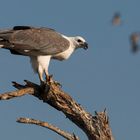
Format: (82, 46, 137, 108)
(0, 26, 70, 56)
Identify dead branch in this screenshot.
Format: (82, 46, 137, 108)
(0, 87, 34, 100)
(17, 117, 79, 140)
(0, 78, 114, 140)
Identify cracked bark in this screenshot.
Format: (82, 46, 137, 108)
(0, 78, 115, 140)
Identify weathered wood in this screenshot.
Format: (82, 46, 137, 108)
(0, 78, 114, 140)
(17, 117, 79, 140)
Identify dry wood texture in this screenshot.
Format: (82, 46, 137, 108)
(0, 78, 114, 140)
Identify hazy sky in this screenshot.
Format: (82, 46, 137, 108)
(0, 0, 140, 140)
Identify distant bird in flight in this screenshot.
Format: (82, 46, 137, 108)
(0, 26, 88, 84)
(112, 12, 121, 26)
(130, 33, 140, 53)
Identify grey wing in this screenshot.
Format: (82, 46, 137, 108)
(0, 26, 70, 56)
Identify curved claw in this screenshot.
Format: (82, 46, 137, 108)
(44, 74, 62, 87)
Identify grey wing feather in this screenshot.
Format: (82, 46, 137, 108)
(0, 26, 70, 56)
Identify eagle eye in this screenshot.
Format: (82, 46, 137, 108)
(77, 39, 82, 43)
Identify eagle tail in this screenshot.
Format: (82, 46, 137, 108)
(0, 38, 4, 48)
(0, 29, 13, 49)
(0, 44, 4, 48)
(0, 38, 6, 48)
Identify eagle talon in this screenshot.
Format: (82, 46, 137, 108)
(40, 80, 47, 87)
(45, 75, 62, 87)
(45, 74, 53, 82)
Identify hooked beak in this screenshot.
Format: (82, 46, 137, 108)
(83, 42, 88, 50)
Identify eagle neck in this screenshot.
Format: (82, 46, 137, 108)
(62, 35, 77, 50)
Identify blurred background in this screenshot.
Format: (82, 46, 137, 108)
(0, 0, 140, 140)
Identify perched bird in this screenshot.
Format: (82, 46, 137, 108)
(130, 33, 140, 53)
(0, 26, 88, 83)
(112, 12, 121, 26)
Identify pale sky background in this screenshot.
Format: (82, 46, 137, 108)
(0, 0, 140, 140)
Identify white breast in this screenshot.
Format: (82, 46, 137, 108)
(54, 46, 75, 60)
(53, 35, 76, 60)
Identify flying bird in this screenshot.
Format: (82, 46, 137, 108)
(0, 26, 88, 84)
(112, 12, 121, 26)
(130, 33, 140, 53)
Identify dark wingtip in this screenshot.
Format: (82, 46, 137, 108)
(13, 26, 32, 30)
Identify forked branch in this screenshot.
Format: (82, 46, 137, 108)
(0, 78, 114, 140)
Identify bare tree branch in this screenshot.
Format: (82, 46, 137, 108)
(0, 78, 115, 140)
(17, 117, 79, 140)
(0, 87, 34, 100)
